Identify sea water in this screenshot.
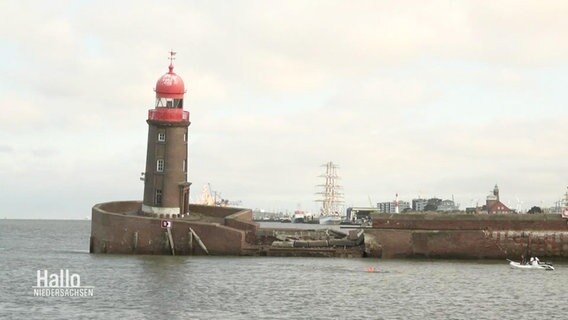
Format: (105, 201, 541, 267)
(0, 220, 567, 319)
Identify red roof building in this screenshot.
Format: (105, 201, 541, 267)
(481, 184, 514, 214)
(486, 200, 513, 214)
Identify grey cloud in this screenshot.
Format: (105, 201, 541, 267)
(0, 145, 14, 153)
(1, 1, 568, 218)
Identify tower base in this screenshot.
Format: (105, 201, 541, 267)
(141, 204, 180, 216)
(90, 201, 257, 255)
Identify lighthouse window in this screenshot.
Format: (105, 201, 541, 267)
(157, 159, 164, 172)
(156, 97, 175, 108)
(158, 132, 166, 142)
(183, 132, 187, 142)
(155, 189, 162, 205)
(183, 160, 187, 172)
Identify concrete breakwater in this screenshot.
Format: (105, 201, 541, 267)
(251, 228, 365, 257)
(364, 213, 568, 259)
(90, 201, 257, 255)
(91, 203, 568, 259)
(90, 201, 366, 257)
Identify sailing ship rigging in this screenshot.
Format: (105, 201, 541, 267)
(315, 161, 344, 224)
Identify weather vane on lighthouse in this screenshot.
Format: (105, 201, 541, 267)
(167, 50, 177, 73)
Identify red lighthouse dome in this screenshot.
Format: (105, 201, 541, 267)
(148, 51, 190, 122)
(155, 64, 185, 99)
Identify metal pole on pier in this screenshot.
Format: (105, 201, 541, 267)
(167, 227, 175, 256)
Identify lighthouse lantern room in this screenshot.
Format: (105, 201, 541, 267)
(142, 51, 191, 216)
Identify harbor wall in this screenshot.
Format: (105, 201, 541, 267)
(366, 213, 568, 259)
(89, 201, 365, 257)
(372, 213, 568, 231)
(90, 201, 257, 255)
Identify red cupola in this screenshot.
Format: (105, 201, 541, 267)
(148, 51, 190, 123)
(155, 64, 186, 99)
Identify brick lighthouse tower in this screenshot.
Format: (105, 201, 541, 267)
(142, 51, 191, 216)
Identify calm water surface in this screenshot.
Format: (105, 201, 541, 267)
(1, 220, 567, 319)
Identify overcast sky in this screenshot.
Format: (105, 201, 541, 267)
(1, 1, 568, 219)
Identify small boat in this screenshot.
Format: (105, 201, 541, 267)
(508, 259, 554, 271)
(291, 210, 306, 223)
(319, 215, 342, 225)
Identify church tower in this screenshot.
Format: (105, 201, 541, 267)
(142, 51, 191, 216)
(493, 184, 500, 201)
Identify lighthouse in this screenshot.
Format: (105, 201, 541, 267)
(141, 51, 191, 216)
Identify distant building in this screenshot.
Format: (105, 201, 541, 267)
(377, 201, 410, 213)
(485, 201, 513, 214)
(412, 197, 459, 212)
(479, 184, 514, 214)
(346, 207, 381, 221)
(465, 207, 477, 214)
(438, 200, 460, 212)
(412, 199, 428, 212)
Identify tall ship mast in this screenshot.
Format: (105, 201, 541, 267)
(316, 161, 344, 224)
